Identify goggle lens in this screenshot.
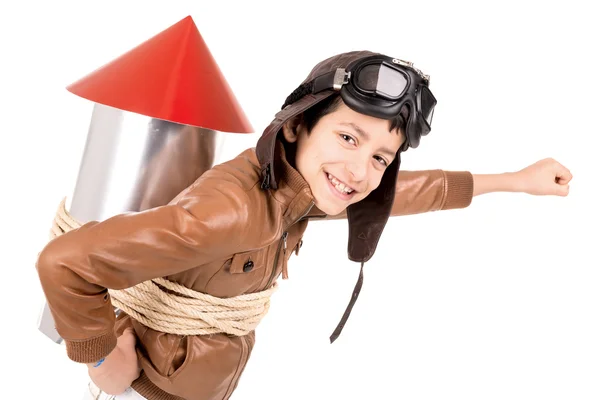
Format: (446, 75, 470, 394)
(356, 64, 407, 99)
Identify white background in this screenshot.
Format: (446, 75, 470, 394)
(0, 1, 598, 399)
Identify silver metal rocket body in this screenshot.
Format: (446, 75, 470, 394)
(38, 103, 224, 343)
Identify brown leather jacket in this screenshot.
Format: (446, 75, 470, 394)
(36, 141, 473, 400)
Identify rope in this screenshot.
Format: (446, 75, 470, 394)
(50, 197, 277, 336)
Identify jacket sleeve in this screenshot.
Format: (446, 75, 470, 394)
(308, 169, 474, 220)
(390, 169, 473, 216)
(35, 172, 255, 364)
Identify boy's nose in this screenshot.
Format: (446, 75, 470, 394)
(345, 160, 368, 184)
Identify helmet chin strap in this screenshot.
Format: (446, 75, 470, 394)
(330, 262, 365, 343)
(327, 150, 401, 342)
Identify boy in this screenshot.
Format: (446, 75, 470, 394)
(36, 50, 572, 400)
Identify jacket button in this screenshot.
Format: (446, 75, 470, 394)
(243, 260, 254, 272)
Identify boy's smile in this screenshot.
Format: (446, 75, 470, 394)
(282, 101, 405, 216)
(325, 172, 356, 200)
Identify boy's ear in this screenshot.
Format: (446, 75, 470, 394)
(281, 115, 303, 143)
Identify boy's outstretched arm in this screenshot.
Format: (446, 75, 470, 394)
(35, 168, 258, 366)
(391, 157, 572, 215)
(473, 157, 572, 197)
(311, 158, 571, 220)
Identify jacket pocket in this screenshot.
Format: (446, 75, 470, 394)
(228, 249, 268, 274)
(138, 331, 192, 381)
(167, 336, 193, 379)
(141, 333, 254, 400)
(205, 248, 270, 297)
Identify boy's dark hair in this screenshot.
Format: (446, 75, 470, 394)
(301, 94, 409, 136)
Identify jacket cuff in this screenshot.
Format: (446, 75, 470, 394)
(65, 331, 117, 364)
(442, 171, 474, 210)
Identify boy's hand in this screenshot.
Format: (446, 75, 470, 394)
(87, 328, 141, 395)
(514, 158, 572, 197)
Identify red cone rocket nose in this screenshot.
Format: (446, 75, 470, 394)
(66, 16, 253, 133)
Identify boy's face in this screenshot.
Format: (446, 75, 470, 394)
(283, 101, 405, 216)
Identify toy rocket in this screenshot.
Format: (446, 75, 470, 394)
(38, 16, 253, 343)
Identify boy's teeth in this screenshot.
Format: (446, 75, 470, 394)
(327, 173, 353, 194)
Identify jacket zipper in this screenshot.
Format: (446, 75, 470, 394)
(265, 201, 314, 288)
(266, 231, 287, 288)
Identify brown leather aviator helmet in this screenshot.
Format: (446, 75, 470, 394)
(257, 50, 436, 261)
(255, 50, 436, 342)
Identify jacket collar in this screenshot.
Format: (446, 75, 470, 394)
(269, 139, 315, 228)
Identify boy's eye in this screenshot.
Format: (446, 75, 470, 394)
(374, 156, 388, 167)
(340, 134, 356, 145)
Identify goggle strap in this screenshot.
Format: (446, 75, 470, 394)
(281, 69, 346, 110)
(312, 70, 340, 94)
(281, 81, 314, 110)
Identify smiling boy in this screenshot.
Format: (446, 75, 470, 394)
(282, 97, 405, 215)
(36, 50, 572, 400)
